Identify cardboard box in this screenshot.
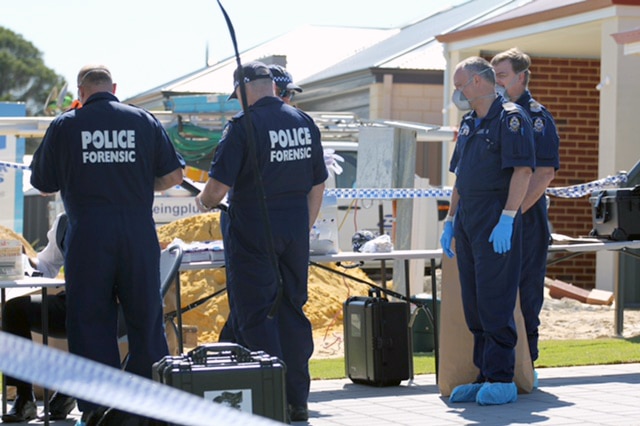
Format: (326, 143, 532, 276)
(0, 239, 23, 280)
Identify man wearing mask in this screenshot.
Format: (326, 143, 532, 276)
(491, 48, 560, 383)
(440, 56, 535, 405)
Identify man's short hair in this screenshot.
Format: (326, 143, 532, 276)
(457, 56, 495, 85)
(77, 65, 112, 87)
(491, 48, 531, 73)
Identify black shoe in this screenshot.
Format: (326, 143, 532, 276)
(288, 404, 309, 422)
(48, 392, 77, 420)
(1, 395, 37, 423)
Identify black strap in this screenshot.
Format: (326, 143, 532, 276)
(216, 0, 283, 319)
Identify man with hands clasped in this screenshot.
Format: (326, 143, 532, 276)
(439, 56, 535, 406)
(491, 48, 560, 376)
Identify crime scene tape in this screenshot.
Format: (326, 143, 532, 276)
(544, 172, 628, 198)
(325, 188, 453, 199)
(0, 332, 279, 426)
(2, 159, 629, 200)
(0, 160, 30, 171)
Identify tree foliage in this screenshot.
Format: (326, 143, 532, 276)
(0, 26, 66, 116)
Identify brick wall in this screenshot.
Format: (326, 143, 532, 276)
(528, 57, 601, 289)
(370, 59, 602, 288)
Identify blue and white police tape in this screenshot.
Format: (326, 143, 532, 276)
(325, 188, 453, 199)
(545, 172, 627, 198)
(1, 158, 629, 200)
(0, 332, 279, 426)
(0, 160, 30, 171)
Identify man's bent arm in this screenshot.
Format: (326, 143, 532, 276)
(307, 182, 325, 230)
(520, 167, 555, 213)
(196, 178, 231, 212)
(155, 168, 184, 191)
(504, 166, 533, 212)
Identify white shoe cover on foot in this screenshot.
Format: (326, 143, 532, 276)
(450, 383, 484, 403)
(476, 382, 517, 406)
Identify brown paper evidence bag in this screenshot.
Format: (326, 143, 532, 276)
(437, 243, 534, 396)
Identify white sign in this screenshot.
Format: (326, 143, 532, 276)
(152, 196, 200, 225)
(204, 388, 253, 414)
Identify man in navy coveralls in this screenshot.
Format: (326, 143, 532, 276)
(195, 61, 327, 422)
(30, 64, 184, 417)
(491, 48, 560, 377)
(440, 56, 535, 405)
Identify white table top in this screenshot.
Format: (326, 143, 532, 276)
(179, 240, 640, 271)
(179, 249, 444, 271)
(548, 239, 640, 253)
(309, 249, 443, 263)
(0, 276, 65, 288)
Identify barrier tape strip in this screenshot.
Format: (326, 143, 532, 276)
(324, 188, 453, 199)
(544, 172, 628, 198)
(2, 160, 629, 199)
(0, 160, 30, 171)
(0, 332, 279, 426)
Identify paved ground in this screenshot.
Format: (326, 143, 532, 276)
(3, 363, 640, 425)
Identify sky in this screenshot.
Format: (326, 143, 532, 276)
(3, 0, 467, 101)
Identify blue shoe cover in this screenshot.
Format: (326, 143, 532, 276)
(450, 382, 484, 403)
(75, 422, 86, 426)
(533, 369, 539, 388)
(476, 382, 517, 406)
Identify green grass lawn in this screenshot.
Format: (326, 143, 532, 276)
(309, 335, 640, 380)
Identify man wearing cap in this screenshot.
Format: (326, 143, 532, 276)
(30, 64, 184, 421)
(269, 64, 303, 105)
(196, 61, 327, 422)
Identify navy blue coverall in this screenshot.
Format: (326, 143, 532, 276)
(450, 96, 535, 383)
(209, 96, 328, 407)
(516, 91, 560, 362)
(30, 92, 184, 412)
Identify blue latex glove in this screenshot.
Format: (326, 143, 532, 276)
(488, 213, 514, 254)
(440, 221, 455, 258)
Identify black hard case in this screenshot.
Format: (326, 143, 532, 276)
(152, 343, 287, 423)
(343, 295, 410, 386)
(589, 186, 640, 241)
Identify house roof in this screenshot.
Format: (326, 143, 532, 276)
(612, 26, 640, 43)
(299, 0, 525, 83)
(611, 26, 640, 54)
(126, 25, 395, 102)
(435, 0, 640, 58)
(126, 0, 530, 104)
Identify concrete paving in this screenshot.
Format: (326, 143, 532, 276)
(3, 363, 639, 425)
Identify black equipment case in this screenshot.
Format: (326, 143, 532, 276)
(152, 343, 287, 422)
(343, 291, 410, 386)
(589, 185, 640, 241)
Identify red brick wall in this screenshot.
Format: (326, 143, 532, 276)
(528, 57, 601, 289)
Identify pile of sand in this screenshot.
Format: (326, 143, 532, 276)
(3, 212, 373, 348)
(157, 212, 373, 345)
